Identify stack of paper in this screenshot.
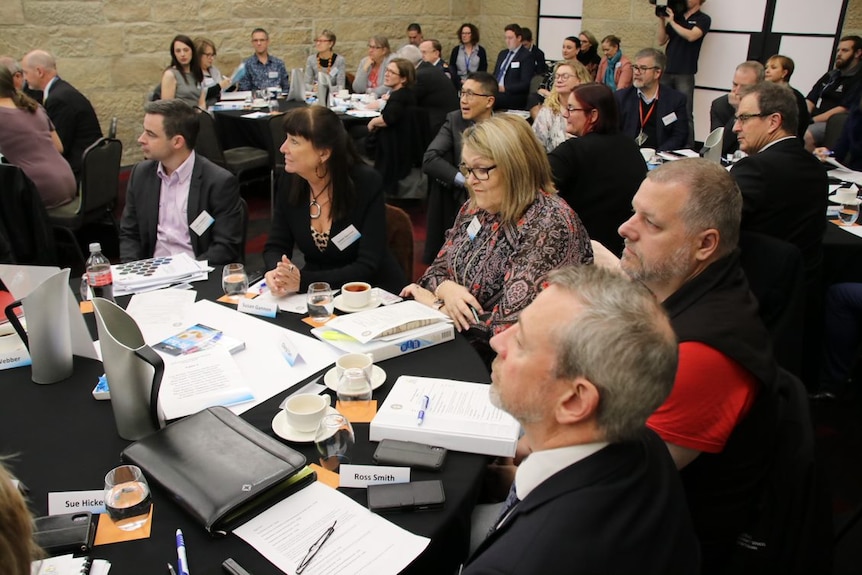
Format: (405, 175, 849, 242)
(324, 300, 449, 344)
(370, 376, 520, 457)
(112, 253, 208, 295)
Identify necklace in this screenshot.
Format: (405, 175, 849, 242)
(318, 53, 335, 76)
(309, 182, 331, 219)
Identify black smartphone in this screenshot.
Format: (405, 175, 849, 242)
(373, 439, 447, 470)
(33, 512, 96, 555)
(367, 480, 446, 512)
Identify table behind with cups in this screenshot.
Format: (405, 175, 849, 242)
(0, 271, 491, 575)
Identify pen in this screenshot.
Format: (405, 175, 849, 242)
(176, 529, 190, 575)
(296, 520, 336, 574)
(417, 395, 430, 426)
(168, 563, 178, 575)
(222, 558, 253, 575)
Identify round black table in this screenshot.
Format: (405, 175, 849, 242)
(0, 275, 491, 575)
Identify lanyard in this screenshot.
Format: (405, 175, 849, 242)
(639, 97, 658, 130)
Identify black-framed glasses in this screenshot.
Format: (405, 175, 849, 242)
(554, 73, 575, 81)
(384, 68, 401, 76)
(734, 112, 768, 124)
(561, 105, 588, 119)
(458, 90, 493, 99)
(631, 65, 659, 72)
(459, 163, 498, 180)
(367, 45, 383, 50)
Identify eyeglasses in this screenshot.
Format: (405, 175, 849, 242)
(252, 38, 268, 43)
(459, 164, 497, 180)
(561, 105, 588, 118)
(368, 45, 383, 50)
(554, 73, 574, 81)
(202, 52, 215, 57)
(384, 69, 400, 75)
(631, 65, 659, 72)
(315, 38, 332, 43)
(458, 90, 493, 99)
(734, 112, 768, 124)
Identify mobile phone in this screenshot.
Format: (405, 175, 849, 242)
(367, 480, 446, 512)
(373, 439, 447, 470)
(33, 512, 96, 555)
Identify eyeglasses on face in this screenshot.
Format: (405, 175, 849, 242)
(734, 112, 768, 124)
(458, 90, 493, 99)
(631, 65, 659, 72)
(202, 52, 215, 57)
(459, 163, 498, 180)
(368, 45, 383, 50)
(384, 68, 401, 76)
(561, 105, 588, 118)
(315, 38, 332, 43)
(554, 73, 575, 81)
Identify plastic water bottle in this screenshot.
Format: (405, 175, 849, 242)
(86, 242, 114, 301)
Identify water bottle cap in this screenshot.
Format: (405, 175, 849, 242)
(89, 242, 102, 253)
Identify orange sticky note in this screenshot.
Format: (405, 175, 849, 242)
(93, 506, 153, 545)
(335, 400, 378, 423)
(217, 293, 257, 304)
(310, 463, 340, 488)
(79, 301, 94, 314)
(302, 315, 336, 327)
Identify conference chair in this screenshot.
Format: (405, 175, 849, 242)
(823, 112, 849, 151)
(0, 164, 58, 265)
(268, 113, 287, 220)
(385, 204, 414, 280)
(47, 137, 123, 267)
(372, 106, 432, 199)
(194, 108, 270, 189)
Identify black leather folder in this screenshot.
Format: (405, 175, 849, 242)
(121, 406, 315, 535)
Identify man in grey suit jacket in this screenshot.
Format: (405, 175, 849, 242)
(421, 72, 496, 262)
(120, 100, 243, 265)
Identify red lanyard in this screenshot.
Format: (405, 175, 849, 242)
(639, 97, 658, 130)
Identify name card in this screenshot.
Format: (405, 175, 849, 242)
(48, 490, 106, 515)
(338, 465, 410, 488)
(238, 297, 277, 318)
(278, 334, 303, 366)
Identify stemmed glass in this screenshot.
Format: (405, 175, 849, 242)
(314, 413, 355, 472)
(222, 263, 248, 300)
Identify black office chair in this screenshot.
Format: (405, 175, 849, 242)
(268, 113, 287, 220)
(372, 106, 432, 198)
(823, 112, 849, 150)
(194, 108, 270, 188)
(47, 137, 123, 267)
(0, 164, 58, 265)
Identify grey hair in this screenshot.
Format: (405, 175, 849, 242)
(396, 44, 422, 66)
(0, 56, 21, 75)
(737, 60, 765, 82)
(647, 158, 742, 255)
(547, 265, 678, 442)
(738, 81, 799, 137)
(634, 47, 666, 71)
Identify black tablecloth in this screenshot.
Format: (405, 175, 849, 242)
(823, 221, 862, 284)
(0, 275, 490, 574)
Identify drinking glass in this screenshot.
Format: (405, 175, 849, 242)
(839, 203, 860, 226)
(314, 413, 355, 472)
(222, 263, 248, 298)
(104, 465, 152, 531)
(337, 367, 373, 403)
(307, 282, 334, 322)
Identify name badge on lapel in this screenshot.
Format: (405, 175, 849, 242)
(332, 225, 361, 251)
(662, 112, 678, 126)
(510, 61, 520, 69)
(190, 210, 214, 236)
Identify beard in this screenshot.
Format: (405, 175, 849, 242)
(621, 241, 694, 288)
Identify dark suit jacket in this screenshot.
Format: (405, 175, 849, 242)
(263, 163, 405, 293)
(415, 62, 460, 136)
(528, 44, 548, 76)
(421, 110, 473, 262)
(549, 132, 647, 256)
(709, 94, 738, 156)
(615, 85, 689, 151)
(44, 78, 103, 178)
(463, 430, 701, 575)
(119, 154, 243, 265)
(491, 46, 535, 110)
(730, 137, 828, 277)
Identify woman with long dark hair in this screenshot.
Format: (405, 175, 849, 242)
(160, 34, 204, 107)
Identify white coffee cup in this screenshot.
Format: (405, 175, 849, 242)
(341, 281, 373, 308)
(335, 353, 374, 381)
(284, 393, 331, 432)
(834, 188, 859, 204)
(337, 89, 350, 99)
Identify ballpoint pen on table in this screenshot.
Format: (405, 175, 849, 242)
(168, 563, 178, 575)
(417, 395, 430, 426)
(296, 520, 337, 574)
(176, 529, 190, 575)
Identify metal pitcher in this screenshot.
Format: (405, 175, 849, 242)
(92, 297, 165, 440)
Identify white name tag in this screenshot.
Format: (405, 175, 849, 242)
(190, 210, 214, 236)
(278, 333, 303, 366)
(48, 490, 106, 515)
(268, 71, 279, 79)
(662, 112, 678, 126)
(331, 224, 361, 251)
(339, 464, 410, 488)
(238, 297, 278, 318)
(467, 216, 482, 240)
(204, 77, 216, 87)
(511, 61, 520, 69)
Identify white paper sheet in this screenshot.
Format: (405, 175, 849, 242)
(833, 221, 862, 238)
(234, 483, 429, 575)
(126, 289, 197, 343)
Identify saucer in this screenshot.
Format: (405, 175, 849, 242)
(271, 406, 339, 442)
(333, 294, 381, 313)
(829, 194, 862, 205)
(324, 365, 387, 391)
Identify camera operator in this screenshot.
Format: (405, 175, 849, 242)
(656, 0, 710, 148)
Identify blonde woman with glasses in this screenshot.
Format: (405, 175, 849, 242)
(532, 62, 588, 152)
(304, 30, 346, 90)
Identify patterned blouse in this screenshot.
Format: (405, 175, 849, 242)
(532, 106, 571, 153)
(419, 191, 593, 339)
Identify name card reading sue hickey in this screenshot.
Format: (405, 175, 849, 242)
(338, 464, 410, 488)
(48, 490, 106, 515)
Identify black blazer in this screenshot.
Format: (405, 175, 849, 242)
(449, 45, 488, 89)
(415, 62, 460, 136)
(119, 154, 243, 265)
(729, 137, 828, 277)
(615, 85, 689, 151)
(709, 94, 738, 155)
(44, 78, 103, 178)
(549, 132, 647, 256)
(263, 163, 405, 293)
(491, 46, 536, 110)
(463, 430, 701, 575)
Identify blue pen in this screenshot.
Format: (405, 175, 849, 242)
(417, 395, 430, 426)
(176, 529, 190, 575)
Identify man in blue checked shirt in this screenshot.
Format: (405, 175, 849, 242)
(238, 28, 290, 93)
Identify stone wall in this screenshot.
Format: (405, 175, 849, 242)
(1, 0, 536, 164)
